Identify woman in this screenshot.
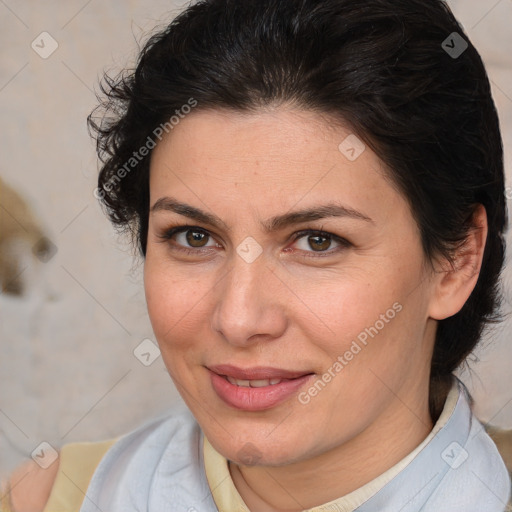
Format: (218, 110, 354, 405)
(2, 0, 511, 510)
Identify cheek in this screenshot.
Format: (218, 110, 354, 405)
(291, 270, 401, 348)
(144, 259, 208, 347)
(303, 264, 426, 372)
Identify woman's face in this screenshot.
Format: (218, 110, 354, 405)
(144, 108, 439, 466)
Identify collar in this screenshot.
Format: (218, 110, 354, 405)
(202, 378, 472, 511)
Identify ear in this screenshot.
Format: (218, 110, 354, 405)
(428, 204, 488, 321)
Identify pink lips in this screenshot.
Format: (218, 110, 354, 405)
(208, 364, 314, 411)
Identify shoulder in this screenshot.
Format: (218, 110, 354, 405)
(111, 404, 201, 453)
(454, 390, 511, 508)
(422, 382, 511, 511)
(4, 438, 118, 512)
(6, 456, 60, 512)
(437, 411, 511, 510)
(78, 407, 211, 512)
(3, 408, 199, 512)
(467, 419, 511, 496)
(94, 406, 201, 473)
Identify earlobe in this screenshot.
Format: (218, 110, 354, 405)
(428, 204, 488, 321)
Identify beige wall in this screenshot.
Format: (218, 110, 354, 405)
(1, 0, 511, 476)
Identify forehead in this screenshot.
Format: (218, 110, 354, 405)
(148, 107, 404, 223)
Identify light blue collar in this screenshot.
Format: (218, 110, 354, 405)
(80, 380, 510, 512)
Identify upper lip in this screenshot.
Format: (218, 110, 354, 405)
(207, 364, 313, 380)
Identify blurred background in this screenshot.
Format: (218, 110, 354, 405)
(0, 0, 511, 477)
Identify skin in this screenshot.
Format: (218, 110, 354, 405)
(2, 107, 488, 512)
(144, 107, 487, 511)
(7, 458, 60, 512)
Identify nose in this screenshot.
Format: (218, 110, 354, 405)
(210, 253, 288, 347)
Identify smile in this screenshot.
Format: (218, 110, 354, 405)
(207, 365, 314, 411)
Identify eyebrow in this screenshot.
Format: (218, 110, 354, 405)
(150, 196, 374, 233)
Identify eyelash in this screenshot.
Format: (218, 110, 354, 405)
(156, 224, 351, 258)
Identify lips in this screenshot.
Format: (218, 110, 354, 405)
(207, 364, 314, 411)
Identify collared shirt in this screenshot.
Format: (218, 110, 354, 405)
(72, 377, 510, 512)
(203, 381, 462, 510)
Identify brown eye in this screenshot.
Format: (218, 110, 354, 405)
(186, 229, 209, 247)
(291, 229, 351, 257)
(157, 225, 219, 253)
(307, 234, 332, 251)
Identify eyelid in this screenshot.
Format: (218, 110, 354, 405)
(156, 224, 351, 256)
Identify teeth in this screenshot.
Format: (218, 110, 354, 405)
(226, 376, 250, 386)
(250, 379, 273, 388)
(225, 376, 283, 387)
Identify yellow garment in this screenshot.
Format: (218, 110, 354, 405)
(42, 438, 118, 512)
(0, 438, 118, 512)
(0, 482, 12, 512)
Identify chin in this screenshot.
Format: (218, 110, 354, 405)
(210, 429, 308, 467)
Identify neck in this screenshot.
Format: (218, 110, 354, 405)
(229, 386, 434, 511)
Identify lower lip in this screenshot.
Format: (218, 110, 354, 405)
(209, 370, 314, 411)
